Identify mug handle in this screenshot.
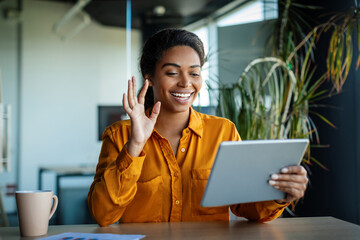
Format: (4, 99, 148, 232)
(49, 195, 58, 220)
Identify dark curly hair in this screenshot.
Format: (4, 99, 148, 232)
(140, 28, 205, 110)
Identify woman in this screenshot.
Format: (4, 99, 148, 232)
(88, 28, 308, 227)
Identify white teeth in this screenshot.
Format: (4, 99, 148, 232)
(171, 92, 191, 98)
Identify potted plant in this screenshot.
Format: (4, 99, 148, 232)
(210, 0, 360, 209)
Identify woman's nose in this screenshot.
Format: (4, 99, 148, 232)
(178, 74, 192, 87)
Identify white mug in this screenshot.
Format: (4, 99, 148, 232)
(16, 190, 58, 237)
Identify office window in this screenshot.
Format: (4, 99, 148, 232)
(192, 26, 210, 107)
(217, 0, 278, 27)
(188, 0, 278, 109)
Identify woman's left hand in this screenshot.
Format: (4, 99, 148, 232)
(268, 165, 308, 203)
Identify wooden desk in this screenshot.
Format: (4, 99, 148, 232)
(1, 217, 360, 240)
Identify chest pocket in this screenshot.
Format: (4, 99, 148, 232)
(191, 169, 229, 216)
(122, 175, 164, 222)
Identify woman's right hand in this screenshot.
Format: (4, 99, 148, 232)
(123, 76, 161, 157)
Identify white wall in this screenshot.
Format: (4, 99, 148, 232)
(18, 0, 141, 193)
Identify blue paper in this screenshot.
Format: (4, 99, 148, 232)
(37, 232, 145, 240)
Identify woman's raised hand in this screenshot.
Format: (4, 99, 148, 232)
(123, 76, 161, 157)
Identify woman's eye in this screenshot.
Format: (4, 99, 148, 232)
(166, 72, 178, 76)
(191, 73, 200, 77)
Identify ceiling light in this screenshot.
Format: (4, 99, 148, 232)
(153, 5, 166, 16)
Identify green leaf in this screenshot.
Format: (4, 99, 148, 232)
(310, 156, 329, 170)
(309, 111, 336, 128)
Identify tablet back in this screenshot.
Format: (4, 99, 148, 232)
(201, 139, 309, 207)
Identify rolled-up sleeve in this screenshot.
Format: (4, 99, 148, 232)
(230, 201, 290, 222)
(88, 130, 146, 227)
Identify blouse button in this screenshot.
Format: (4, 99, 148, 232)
(181, 148, 185, 153)
(174, 172, 179, 177)
(175, 200, 180, 205)
(186, 130, 190, 133)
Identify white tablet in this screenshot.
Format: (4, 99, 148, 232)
(201, 139, 309, 207)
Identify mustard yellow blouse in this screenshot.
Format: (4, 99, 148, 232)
(88, 108, 288, 226)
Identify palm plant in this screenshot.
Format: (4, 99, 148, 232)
(205, 0, 360, 214)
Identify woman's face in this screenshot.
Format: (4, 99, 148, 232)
(148, 46, 202, 114)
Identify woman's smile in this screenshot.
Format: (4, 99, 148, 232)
(170, 91, 195, 103)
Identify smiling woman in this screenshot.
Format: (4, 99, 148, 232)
(87, 28, 308, 227)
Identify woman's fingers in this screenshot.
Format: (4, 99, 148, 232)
(149, 101, 161, 123)
(127, 79, 136, 108)
(281, 166, 307, 175)
(123, 93, 131, 114)
(138, 79, 149, 105)
(127, 77, 149, 108)
(269, 179, 307, 190)
(132, 76, 138, 104)
(270, 173, 308, 184)
(270, 182, 306, 202)
(269, 165, 308, 203)
(269, 181, 304, 195)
